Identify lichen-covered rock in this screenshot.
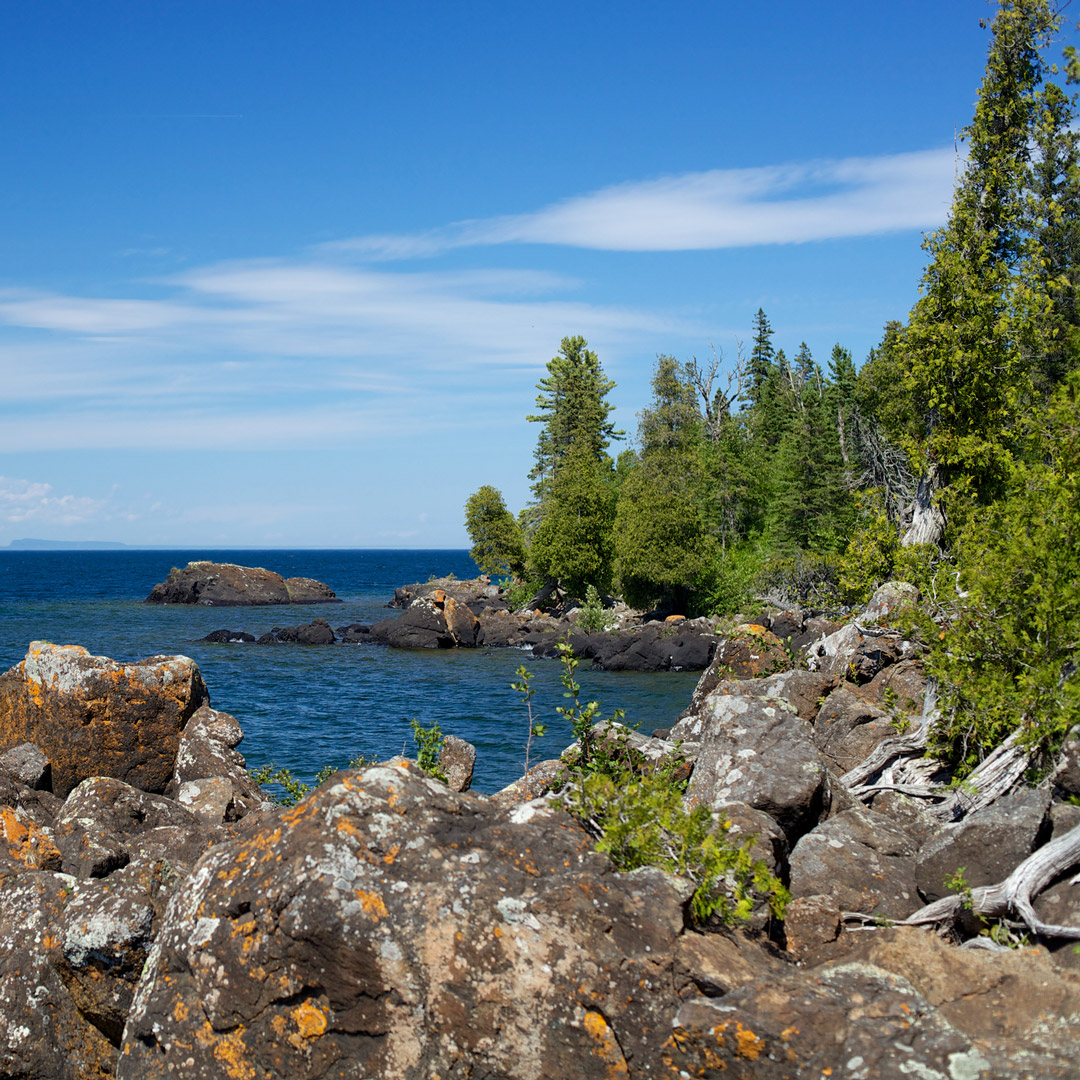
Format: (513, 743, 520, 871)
(673, 692, 829, 841)
(165, 705, 270, 820)
(804, 622, 906, 682)
(119, 761, 690, 1079)
(864, 580, 920, 624)
(0, 804, 62, 870)
(146, 561, 338, 606)
(0, 644, 208, 797)
(487, 758, 564, 808)
(789, 806, 922, 919)
(0, 741, 51, 789)
(437, 733, 476, 792)
(0, 870, 118, 1080)
(683, 667, 838, 724)
(53, 777, 203, 879)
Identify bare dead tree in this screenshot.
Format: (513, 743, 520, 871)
(686, 341, 746, 444)
(851, 411, 919, 528)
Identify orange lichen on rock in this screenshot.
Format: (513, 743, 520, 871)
(582, 1010, 629, 1080)
(0, 806, 62, 869)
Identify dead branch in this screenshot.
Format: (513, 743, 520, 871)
(844, 821, 1080, 941)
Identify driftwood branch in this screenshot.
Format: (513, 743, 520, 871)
(844, 822, 1080, 940)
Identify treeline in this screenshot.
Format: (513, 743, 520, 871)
(466, 0, 1080, 777)
(466, 323, 865, 615)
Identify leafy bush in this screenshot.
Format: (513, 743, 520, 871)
(698, 544, 762, 617)
(577, 584, 614, 632)
(547, 642, 788, 926)
(505, 575, 545, 612)
(410, 718, 448, 783)
(557, 769, 788, 925)
(251, 754, 374, 806)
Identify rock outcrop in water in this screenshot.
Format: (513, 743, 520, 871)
(4, 610, 1080, 1078)
(145, 561, 339, 606)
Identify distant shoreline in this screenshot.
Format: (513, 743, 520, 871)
(4, 540, 471, 552)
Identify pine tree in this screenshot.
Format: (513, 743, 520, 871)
(901, 0, 1062, 527)
(745, 308, 776, 409)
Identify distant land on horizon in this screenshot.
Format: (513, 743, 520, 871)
(7, 538, 129, 550)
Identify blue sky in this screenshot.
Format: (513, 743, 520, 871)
(0, 1, 1074, 547)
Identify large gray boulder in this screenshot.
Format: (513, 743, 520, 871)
(118, 761, 691, 1079)
(673, 691, 829, 841)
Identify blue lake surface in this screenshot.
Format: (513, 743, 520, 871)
(0, 549, 698, 793)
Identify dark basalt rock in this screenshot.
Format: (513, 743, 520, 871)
(146, 561, 339, 606)
(256, 617, 336, 645)
(201, 629, 256, 643)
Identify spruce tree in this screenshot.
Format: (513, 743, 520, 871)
(900, 0, 1062, 525)
(527, 336, 621, 505)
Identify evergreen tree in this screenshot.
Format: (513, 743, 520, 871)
(527, 336, 621, 505)
(614, 357, 712, 612)
(900, 0, 1062, 520)
(745, 308, 776, 409)
(464, 485, 526, 578)
(528, 436, 616, 597)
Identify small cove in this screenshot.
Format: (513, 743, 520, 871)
(0, 549, 698, 793)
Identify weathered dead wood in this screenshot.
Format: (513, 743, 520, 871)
(844, 822, 1080, 940)
(902, 465, 945, 548)
(927, 731, 1032, 821)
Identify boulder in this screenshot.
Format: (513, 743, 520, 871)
(390, 575, 505, 612)
(165, 705, 270, 821)
(0, 804, 62, 871)
(146, 561, 339, 606)
(437, 734, 476, 792)
(0, 643, 208, 797)
(587, 621, 717, 672)
(915, 786, 1051, 903)
(668, 926, 1080, 1079)
(0, 741, 51, 789)
(673, 691, 829, 841)
(684, 667, 837, 724)
(864, 579, 920, 624)
(119, 762, 690, 1079)
(487, 758, 564, 808)
(812, 684, 895, 773)
(804, 621, 906, 682)
(856, 657, 929, 710)
(256, 617, 336, 645)
(370, 591, 479, 649)
(0, 870, 120, 1080)
(336, 622, 372, 643)
(789, 806, 922, 920)
(53, 776, 203, 879)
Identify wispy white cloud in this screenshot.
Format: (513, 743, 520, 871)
(0, 476, 110, 526)
(323, 148, 957, 258)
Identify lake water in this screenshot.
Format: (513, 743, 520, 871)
(0, 549, 699, 793)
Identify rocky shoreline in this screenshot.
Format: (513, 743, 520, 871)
(199, 573, 828, 674)
(1, 580, 1080, 1076)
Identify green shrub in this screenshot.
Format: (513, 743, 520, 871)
(698, 544, 762, 617)
(505, 575, 545, 611)
(838, 490, 900, 603)
(577, 584, 613, 632)
(924, 376, 1080, 774)
(410, 718, 448, 783)
(557, 769, 788, 925)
